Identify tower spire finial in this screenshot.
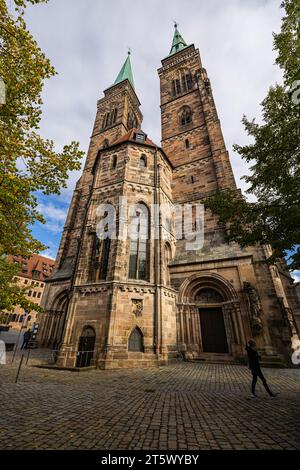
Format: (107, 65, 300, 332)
(112, 52, 135, 89)
(168, 23, 188, 57)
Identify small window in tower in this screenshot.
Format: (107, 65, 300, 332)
(175, 79, 181, 95)
(191, 175, 195, 183)
(180, 106, 192, 126)
(112, 155, 117, 169)
(103, 139, 109, 149)
(139, 155, 147, 168)
(113, 108, 118, 123)
(186, 73, 193, 90)
(104, 112, 110, 128)
(172, 80, 176, 98)
(135, 132, 146, 143)
(185, 139, 190, 149)
(181, 75, 187, 93)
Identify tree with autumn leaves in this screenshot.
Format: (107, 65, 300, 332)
(0, 0, 84, 312)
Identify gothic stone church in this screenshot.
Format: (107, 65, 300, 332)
(38, 26, 300, 369)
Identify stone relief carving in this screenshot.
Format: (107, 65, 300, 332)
(132, 299, 143, 317)
(243, 282, 263, 336)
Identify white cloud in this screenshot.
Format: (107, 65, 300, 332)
(38, 202, 68, 223)
(291, 271, 300, 283)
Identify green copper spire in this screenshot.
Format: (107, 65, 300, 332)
(113, 51, 135, 89)
(168, 23, 188, 57)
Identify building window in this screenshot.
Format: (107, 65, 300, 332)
(24, 280, 28, 284)
(28, 290, 32, 296)
(37, 292, 41, 298)
(128, 327, 144, 352)
(139, 155, 147, 168)
(191, 176, 195, 183)
(128, 203, 150, 281)
(33, 291, 37, 298)
(102, 139, 109, 149)
(135, 132, 146, 143)
(112, 155, 117, 169)
(185, 138, 190, 149)
(127, 110, 137, 130)
(172, 73, 193, 98)
(90, 232, 111, 282)
(180, 106, 192, 126)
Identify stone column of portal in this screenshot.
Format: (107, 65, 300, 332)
(229, 304, 242, 354)
(38, 312, 49, 345)
(192, 306, 198, 357)
(56, 292, 78, 368)
(179, 305, 186, 351)
(185, 307, 191, 354)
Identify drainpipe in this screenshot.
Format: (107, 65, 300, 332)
(153, 147, 160, 357)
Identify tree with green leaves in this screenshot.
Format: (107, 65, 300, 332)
(0, 0, 84, 312)
(205, 0, 300, 270)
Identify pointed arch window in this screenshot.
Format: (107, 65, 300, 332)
(112, 155, 117, 169)
(128, 203, 150, 281)
(180, 106, 192, 126)
(139, 154, 147, 169)
(90, 231, 110, 282)
(171, 72, 193, 98)
(103, 139, 109, 149)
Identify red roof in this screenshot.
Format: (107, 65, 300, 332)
(113, 128, 157, 148)
(8, 253, 55, 281)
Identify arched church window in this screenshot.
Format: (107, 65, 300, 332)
(164, 242, 172, 286)
(112, 155, 117, 169)
(128, 203, 150, 281)
(139, 154, 147, 168)
(180, 106, 192, 126)
(172, 73, 193, 98)
(90, 231, 111, 282)
(128, 327, 144, 352)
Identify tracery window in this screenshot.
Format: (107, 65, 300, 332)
(128, 203, 150, 281)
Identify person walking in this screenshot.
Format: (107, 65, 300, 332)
(21, 328, 32, 350)
(246, 339, 277, 398)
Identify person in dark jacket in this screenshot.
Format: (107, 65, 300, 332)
(21, 329, 31, 350)
(246, 339, 276, 398)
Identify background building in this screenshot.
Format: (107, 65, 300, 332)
(2, 254, 55, 330)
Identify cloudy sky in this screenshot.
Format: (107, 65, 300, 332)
(19, 0, 285, 263)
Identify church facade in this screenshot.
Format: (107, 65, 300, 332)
(38, 26, 300, 369)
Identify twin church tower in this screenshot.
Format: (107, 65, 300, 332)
(38, 26, 299, 368)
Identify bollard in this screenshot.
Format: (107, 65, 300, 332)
(15, 354, 24, 383)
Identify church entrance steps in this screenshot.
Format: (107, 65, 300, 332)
(187, 352, 238, 365)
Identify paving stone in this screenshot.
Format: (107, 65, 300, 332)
(0, 352, 300, 450)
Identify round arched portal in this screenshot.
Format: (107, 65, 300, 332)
(40, 290, 69, 348)
(76, 326, 96, 368)
(178, 273, 241, 358)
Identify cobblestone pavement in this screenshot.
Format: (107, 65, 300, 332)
(0, 351, 300, 450)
